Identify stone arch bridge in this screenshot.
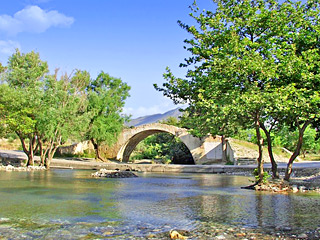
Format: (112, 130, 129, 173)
(104, 123, 234, 165)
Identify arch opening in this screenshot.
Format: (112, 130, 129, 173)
(120, 130, 195, 164)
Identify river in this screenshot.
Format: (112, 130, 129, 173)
(0, 169, 319, 239)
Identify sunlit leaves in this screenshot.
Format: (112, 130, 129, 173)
(155, 0, 320, 179)
(86, 72, 130, 151)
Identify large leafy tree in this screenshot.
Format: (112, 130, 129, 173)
(1, 50, 48, 166)
(86, 72, 130, 161)
(155, 0, 320, 181)
(36, 70, 89, 168)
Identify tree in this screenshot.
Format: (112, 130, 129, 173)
(156, 0, 279, 181)
(0, 50, 131, 167)
(1, 50, 48, 166)
(86, 72, 130, 161)
(36, 70, 89, 168)
(155, 0, 320, 181)
(271, 0, 320, 180)
(274, 125, 320, 158)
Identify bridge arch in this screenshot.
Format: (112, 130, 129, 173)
(116, 123, 197, 163)
(104, 123, 233, 165)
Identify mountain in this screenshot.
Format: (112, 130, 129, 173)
(126, 108, 183, 127)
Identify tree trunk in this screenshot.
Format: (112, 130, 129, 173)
(284, 121, 310, 181)
(255, 115, 264, 183)
(38, 138, 45, 166)
(17, 132, 28, 158)
(302, 150, 306, 158)
(91, 138, 104, 161)
(16, 132, 35, 166)
(45, 154, 52, 170)
(45, 147, 57, 170)
(28, 136, 37, 166)
(221, 135, 228, 162)
(260, 123, 279, 179)
(44, 135, 62, 169)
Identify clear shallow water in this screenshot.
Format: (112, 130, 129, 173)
(0, 169, 320, 239)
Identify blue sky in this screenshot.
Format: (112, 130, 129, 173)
(0, 0, 214, 118)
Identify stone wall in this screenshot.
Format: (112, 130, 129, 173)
(56, 141, 93, 155)
(0, 152, 25, 166)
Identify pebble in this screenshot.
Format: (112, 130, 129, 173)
(102, 231, 114, 236)
(235, 232, 246, 237)
(275, 226, 292, 232)
(297, 233, 308, 239)
(215, 235, 226, 239)
(147, 233, 157, 238)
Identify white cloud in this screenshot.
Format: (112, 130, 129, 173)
(0, 5, 74, 35)
(0, 40, 20, 55)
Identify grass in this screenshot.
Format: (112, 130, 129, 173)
(0, 138, 21, 150)
(230, 138, 258, 151)
(54, 150, 96, 159)
(300, 154, 320, 161)
(272, 147, 292, 159)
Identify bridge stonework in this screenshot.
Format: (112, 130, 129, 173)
(104, 123, 234, 165)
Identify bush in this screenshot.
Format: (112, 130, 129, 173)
(253, 168, 271, 183)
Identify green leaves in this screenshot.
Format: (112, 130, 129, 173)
(155, 0, 320, 179)
(0, 50, 131, 165)
(7, 49, 48, 89)
(1, 50, 47, 137)
(86, 72, 131, 151)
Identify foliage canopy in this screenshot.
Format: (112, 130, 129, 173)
(0, 50, 130, 167)
(155, 0, 320, 181)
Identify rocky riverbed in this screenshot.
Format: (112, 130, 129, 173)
(149, 224, 320, 240)
(0, 218, 318, 240)
(172, 222, 320, 240)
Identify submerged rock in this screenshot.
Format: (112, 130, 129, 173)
(297, 233, 308, 239)
(91, 169, 138, 178)
(169, 230, 188, 239)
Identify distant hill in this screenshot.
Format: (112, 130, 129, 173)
(126, 108, 183, 127)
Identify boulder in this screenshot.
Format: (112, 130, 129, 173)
(91, 169, 138, 178)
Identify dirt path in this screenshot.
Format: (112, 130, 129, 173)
(229, 138, 290, 163)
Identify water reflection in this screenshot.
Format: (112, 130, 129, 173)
(0, 170, 320, 238)
(0, 170, 122, 222)
(114, 173, 320, 232)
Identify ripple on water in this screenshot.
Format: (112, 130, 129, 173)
(0, 170, 320, 239)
